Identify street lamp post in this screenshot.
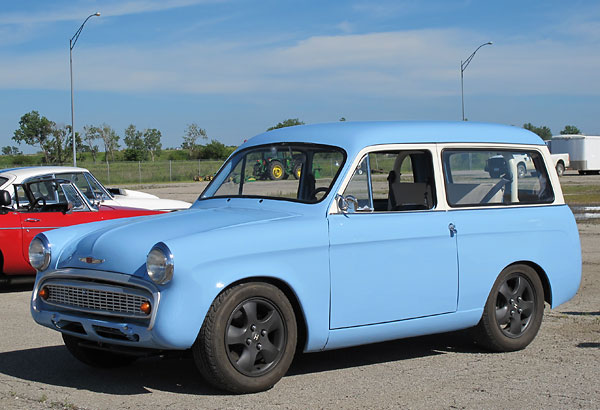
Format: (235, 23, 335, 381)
(460, 41, 492, 121)
(70, 12, 100, 166)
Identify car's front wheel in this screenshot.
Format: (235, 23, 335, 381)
(193, 282, 297, 393)
(62, 334, 138, 368)
(474, 264, 544, 352)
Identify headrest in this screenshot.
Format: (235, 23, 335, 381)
(0, 190, 11, 207)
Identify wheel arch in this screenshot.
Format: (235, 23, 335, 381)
(218, 276, 309, 352)
(506, 260, 552, 305)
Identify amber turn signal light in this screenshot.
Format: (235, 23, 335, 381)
(140, 301, 151, 314)
(38, 287, 49, 300)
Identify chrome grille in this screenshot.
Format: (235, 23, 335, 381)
(45, 283, 151, 318)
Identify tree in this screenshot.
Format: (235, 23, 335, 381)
(12, 111, 55, 163)
(200, 139, 230, 160)
(95, 124, 120, 162)
(48, 124, 71, 164)
(266, 118, 305, 131)
(143, 128, 162, 161)
(64, 126, 83, 163)
(182, 123, 207, 158)
(2, 146, 22, 155)
(83, 125, 100, 163)
(560, 125, 582, 135)
(523, 123, 552, 140)
(123, 124, 147, 161)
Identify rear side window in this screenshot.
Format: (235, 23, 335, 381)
(443, 149, 554, 207)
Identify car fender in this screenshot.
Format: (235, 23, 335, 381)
(149, 216, 331, 352)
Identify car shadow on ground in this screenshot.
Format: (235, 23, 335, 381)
(0, 282, 34, 294)
(0, 330, 483, 396)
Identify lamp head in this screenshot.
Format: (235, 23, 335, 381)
(94, 12, 101, 16)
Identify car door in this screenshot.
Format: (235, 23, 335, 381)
(19, 181, 101, 264)
(328, 147, 459, 329)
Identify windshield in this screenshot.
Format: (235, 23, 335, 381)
(201, 143, 346, 203)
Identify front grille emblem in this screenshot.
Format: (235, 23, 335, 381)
(79, 256, 104, 264)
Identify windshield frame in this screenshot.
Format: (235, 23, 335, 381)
(199, 142, 347, 204)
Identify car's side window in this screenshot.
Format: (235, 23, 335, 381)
(443, 149, 554, 207)
(342, 149, 436, 212)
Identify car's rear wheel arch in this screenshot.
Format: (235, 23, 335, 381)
(220, 276, 308, 352)
(506, 261, 551, 306)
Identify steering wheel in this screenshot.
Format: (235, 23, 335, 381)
(311, 187, 329, 201)
(31, 196, 46, 210)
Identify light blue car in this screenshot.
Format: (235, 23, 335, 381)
(30, 121, 581, 393)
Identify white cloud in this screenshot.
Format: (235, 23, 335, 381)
(0, 0, 223, 25)
(0, 29, 598, 98)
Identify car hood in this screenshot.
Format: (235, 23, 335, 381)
(103, 196, 191, 211)
(58, 206, 299, 276)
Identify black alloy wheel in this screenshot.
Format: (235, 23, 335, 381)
(225, 298, 286, 376)
(192, 282, 297, 393)
(474, 264, 544, 352)
(494, 273, 536, 337)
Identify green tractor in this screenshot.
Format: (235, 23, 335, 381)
(253, 153, 303, 181)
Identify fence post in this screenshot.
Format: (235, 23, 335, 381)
(198, 159, 201, 177)
(169, 160, 172, 182)
(107, 161, 110, 185)
(139, 161, 141, 184)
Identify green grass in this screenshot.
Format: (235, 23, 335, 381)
(562, 184, 600, 205)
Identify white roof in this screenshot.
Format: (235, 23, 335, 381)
(0, 166, 89, 183)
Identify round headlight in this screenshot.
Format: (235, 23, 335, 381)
(146, 242, 174, 285)
(29, 235, 51, 271)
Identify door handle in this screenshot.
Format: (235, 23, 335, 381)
(448, 223, 457, 237)
(25, 218, 40, 223)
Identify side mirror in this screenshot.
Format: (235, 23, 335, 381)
(337, 194, 349, 212)
(0, 190, 11, 207)
(336, 194, 359, 213)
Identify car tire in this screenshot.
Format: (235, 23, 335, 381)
(517, 163, 527, 178)
(62, 334, 137, 368)
(474, 264, 544, 352)
(555, 162, 565, 177)
(268, 161, 285, 180)
(192, 282, 297, 393)
(489, 171, 500, 179)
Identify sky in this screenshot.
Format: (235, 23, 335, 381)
(1, 0, 599, 153)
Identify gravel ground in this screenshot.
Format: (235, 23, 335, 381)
(0, 172, 598, 409)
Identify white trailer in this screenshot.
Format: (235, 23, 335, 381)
(549, 134, 600, 175)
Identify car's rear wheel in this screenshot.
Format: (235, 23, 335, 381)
(517, 163, 527, 178)
(193, 282, 297, 393)
(62, 334, 137, 368)
(474, 264, 544, 352)
(556, 162, 565, 176)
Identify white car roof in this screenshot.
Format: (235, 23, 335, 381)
(0, 166, 89, 186)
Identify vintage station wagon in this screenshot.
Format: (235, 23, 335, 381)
(30, 122, 581, 393)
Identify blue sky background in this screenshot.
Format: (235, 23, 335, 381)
(1, 0, 599, 153)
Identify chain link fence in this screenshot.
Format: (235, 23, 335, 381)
(3, 160, 224, 185)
